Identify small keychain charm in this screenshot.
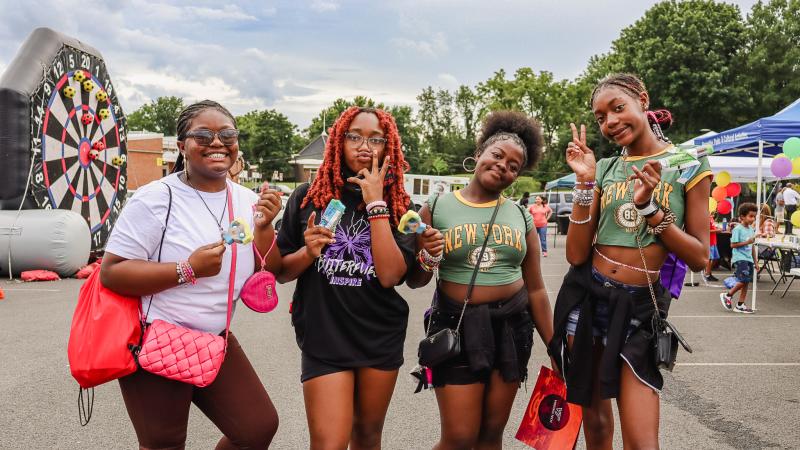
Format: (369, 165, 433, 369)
(223, 217, 253, 245)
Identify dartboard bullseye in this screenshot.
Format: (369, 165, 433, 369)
(29, 44, 127, 252)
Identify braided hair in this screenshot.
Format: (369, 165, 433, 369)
(173, 100, 237, 173)
(590, 73, 673, 143)
(301, 106, 411, 226)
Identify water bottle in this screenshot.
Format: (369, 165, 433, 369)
(722, 218, 728, 231)
(320, 199, 346, 231)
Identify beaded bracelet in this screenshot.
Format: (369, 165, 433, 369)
(176, 260, 197, 285)
(419, 248, 443, 265)
(417, 252, 437, 272)
(366, 200, 388, 213)
(574, 180, 596, 188)
(568, 214, 592, 225)
(573, 188, 594, 207)
(368, 214, 390, 221)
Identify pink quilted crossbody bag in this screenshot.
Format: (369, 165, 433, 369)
(239, 237, 278, 313)
(135, 186, 237, 388)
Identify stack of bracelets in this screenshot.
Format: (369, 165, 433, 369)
(570, 180, 595, 224)
(367, 200, 390, 222)
(176, 260, 197, 285)
(417, 248, 442, 273)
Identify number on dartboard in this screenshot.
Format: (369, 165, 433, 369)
(80, 54, 90, 69)
(119, 174, 126, 185)
(68, 54, 74, 69)
(35, 172, 43, 184)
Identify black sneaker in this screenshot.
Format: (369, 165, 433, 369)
(707, 274, 719, 282)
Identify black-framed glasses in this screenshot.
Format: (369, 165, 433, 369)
(344, 132, 387, 149)
(184, 129, 240, 146)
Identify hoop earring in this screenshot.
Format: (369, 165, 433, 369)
(462, 156, 477, 173)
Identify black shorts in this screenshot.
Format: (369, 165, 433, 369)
(424, 292, 534, 387)
(300, 352, 403, 383)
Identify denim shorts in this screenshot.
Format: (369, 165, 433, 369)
(734, 261, 754, 284)
(709, 245, 720, 260)
(565, 268, 644, 345)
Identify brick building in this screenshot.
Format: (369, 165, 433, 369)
(126, 132, 169, 190)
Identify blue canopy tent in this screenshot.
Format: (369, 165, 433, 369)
(544, 173, 575, 190)
(694, 98, 800, 309)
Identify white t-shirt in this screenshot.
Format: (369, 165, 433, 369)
(783, 188, 800, 206)
(105, 173, 258, 334)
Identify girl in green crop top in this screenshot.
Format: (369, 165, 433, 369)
(556, 73, 711, 450)
(407, 111, 555, 450)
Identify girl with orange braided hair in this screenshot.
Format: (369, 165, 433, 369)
(276, 106, 415, 449)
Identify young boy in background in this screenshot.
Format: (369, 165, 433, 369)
(721, 203, 761, 313)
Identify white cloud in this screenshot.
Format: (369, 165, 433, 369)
(187, 5, 258, 21)
(310, 0, 339, 12)
(391, 32, 448, 58)
(437, 73, 459, 89)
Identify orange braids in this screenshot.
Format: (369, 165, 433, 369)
(302, 106, 411, 226)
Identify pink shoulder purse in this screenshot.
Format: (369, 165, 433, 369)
(134, 186, 237, 388)
(239, 237, 279, 313)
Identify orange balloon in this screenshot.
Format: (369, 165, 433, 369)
(712, 185, 728, 202)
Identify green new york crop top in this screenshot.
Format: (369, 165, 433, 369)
(595, 146, 712, 248)
(425, 190, 533, 286)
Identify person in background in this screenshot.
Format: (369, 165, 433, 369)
(721, 202, 761, 314)
(759, 203, 776, 238)
(528, 195, 552, 257)
(782, 183, 799, 234)
(519, 191, 531, 207)
(704, 213, 719, 282)
(774, 184, 785, 234)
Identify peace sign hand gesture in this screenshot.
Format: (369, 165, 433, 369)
(347, 151, 390, 204)
(565, 123, 596, 181)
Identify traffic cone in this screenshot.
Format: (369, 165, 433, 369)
(0, 287, 5, 300)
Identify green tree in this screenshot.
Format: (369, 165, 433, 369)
(236, 109, 298, 177)
(740, 0, 800, 120)
(610, 0, 747, 140)
(126, 96, 184, 135)
(305, 96, 382, 139)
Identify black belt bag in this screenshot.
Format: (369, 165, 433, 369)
(417, 199, 501, 368)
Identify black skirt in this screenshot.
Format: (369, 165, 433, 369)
(425, 286, 534, 387)
(548, 263, 672, 406)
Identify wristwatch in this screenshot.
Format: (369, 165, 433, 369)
(635, 199, 660, 219)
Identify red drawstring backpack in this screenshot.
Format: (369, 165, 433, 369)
(67, 269, 142, 424)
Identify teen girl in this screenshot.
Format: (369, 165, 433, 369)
(101, 100, 282, 449)
(549, 74, 711, 449)
(276, 107, 416, 449)
(408, 111, 555, 450)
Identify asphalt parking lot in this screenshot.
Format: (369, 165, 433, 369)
(1, 231, 798, 449)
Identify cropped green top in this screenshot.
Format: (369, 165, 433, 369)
(594, 146, 712, 248)
(425, 190, 533, 286)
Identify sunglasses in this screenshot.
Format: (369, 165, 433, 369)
(184, 129, 240, 146)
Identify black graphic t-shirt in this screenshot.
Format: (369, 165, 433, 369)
(277, 183, 416, 366)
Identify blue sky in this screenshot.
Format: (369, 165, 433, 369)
(0, 0, 758, 129)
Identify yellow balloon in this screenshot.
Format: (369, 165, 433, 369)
(708, 197, 717, 213)
(792, 211, 800, 228)
(715, 171, 731, 187)
(792, 158, 800, 175)
(775, 153, 788, 159)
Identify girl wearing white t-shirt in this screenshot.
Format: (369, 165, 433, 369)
(101, 100, 282, 449)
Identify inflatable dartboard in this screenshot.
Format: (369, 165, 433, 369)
(0, 28, 127, 252)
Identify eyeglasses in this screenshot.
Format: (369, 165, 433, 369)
(184, 129, 240, 146)
(344, 132, 387, 149)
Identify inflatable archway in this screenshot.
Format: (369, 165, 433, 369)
(0, 27, 127, 252)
